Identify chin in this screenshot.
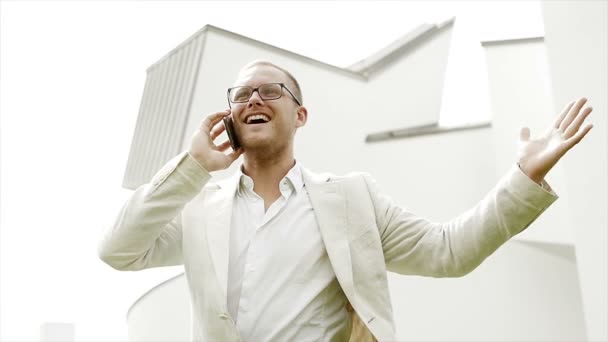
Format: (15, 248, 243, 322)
(241, 137, 273, 151)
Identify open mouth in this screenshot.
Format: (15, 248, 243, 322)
(245, 114, 270, 125)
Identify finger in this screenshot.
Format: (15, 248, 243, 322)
(564, 106, 593, 138)
(554, 100, 576, 128)
(210, 123, 226, 141)
(200, 110, 231, 132)
(520, 127, 531, 142)
(216, 140, 232, 152)
(559, 97, 588, 132)
(207, 111, 231, 131)
(564, 123, 593, 150)
(227, 147, 244, 161)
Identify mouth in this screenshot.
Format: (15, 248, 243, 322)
(244, 113, 271, 125)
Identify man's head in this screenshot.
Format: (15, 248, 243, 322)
(237, 60, 303, 104)
(228, 60, 307, 157)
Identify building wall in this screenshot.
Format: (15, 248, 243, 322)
(483, 37, 574, 245)
(127, 275, 191, 342)
(182, 25, 452, 180)
(389, 240, 585, 341)
(541, 1, 608, 341)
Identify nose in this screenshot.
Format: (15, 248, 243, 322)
(247, 89, 264, 107)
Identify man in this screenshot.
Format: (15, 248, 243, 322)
(99, 60, 594, 341)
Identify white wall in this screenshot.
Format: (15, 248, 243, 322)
(127, 274, 191, 342)
(354, 23, 453, 133)
(541, 2, 608, 341)
(389, 240, 585, 341)
(483, 38, 574, 245)
(39, 322, 75, 342)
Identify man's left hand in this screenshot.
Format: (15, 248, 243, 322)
(517, 97, 594, 184)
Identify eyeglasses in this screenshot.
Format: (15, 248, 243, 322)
(227, 83, 301, 108)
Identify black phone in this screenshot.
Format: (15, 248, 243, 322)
(222, 116, 241, 151)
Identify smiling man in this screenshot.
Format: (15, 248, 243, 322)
(99, 60, 594, 341)
(220, 62, 307, 212)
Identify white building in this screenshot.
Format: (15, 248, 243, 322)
(122, 2, 607, 341)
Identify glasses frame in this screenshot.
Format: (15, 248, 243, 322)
(227, 82, 302, 108)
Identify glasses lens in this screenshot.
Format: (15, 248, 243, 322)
(259, 84, 282, 100)
(230, 87, 252, 102)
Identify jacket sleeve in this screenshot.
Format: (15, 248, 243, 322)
(364, 164, 559, 277)
(98, 151, 212, 271)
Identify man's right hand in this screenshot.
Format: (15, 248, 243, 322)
(188, 110, 243, 172)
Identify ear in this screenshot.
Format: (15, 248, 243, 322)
(295, 106, 308, 128)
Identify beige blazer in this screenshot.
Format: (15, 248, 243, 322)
(99, 152, 558, 341)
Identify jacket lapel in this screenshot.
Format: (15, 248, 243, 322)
(302, 168, 355, 301)
(200, 168, 355, 305)
(203, 172, 240, 299)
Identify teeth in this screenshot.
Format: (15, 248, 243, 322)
(246, 114, 270, 124)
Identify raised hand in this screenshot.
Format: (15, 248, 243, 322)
(517, 97, 594, 184)
(188, 110, 243, 172)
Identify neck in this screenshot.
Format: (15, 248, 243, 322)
(241, 148, 295, 209)
(242, 148, 295, 186)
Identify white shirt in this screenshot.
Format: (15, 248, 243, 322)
(227, 162, 351, 341)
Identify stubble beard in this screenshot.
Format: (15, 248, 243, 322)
(242, 135, 293, 165)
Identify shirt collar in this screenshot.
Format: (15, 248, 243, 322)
(285, 161, 304, 194)
(238, 160, 304, 195)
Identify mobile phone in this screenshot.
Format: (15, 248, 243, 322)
(222, 116, 241, 151)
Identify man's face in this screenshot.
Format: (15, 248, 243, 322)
(230, 65, 306, 153)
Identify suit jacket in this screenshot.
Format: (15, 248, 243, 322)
(99, 151, 558, 341)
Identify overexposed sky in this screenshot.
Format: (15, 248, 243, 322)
(0, 1, 543, 340)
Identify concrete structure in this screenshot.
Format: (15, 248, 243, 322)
(39, 322, 75, 342)
(122, 19, 455, 190)
(123, 2, 606, 340)
(540, 2, 607, 341)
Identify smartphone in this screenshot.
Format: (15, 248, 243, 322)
(222, 116, 241, 151)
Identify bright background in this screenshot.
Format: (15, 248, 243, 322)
(0, 1, 543, 340)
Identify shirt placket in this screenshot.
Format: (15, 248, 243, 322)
(238, 181, 293, 336)
(237, 189, 262, 334)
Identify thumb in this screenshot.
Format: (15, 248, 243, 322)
(520, 127, 531, 142)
